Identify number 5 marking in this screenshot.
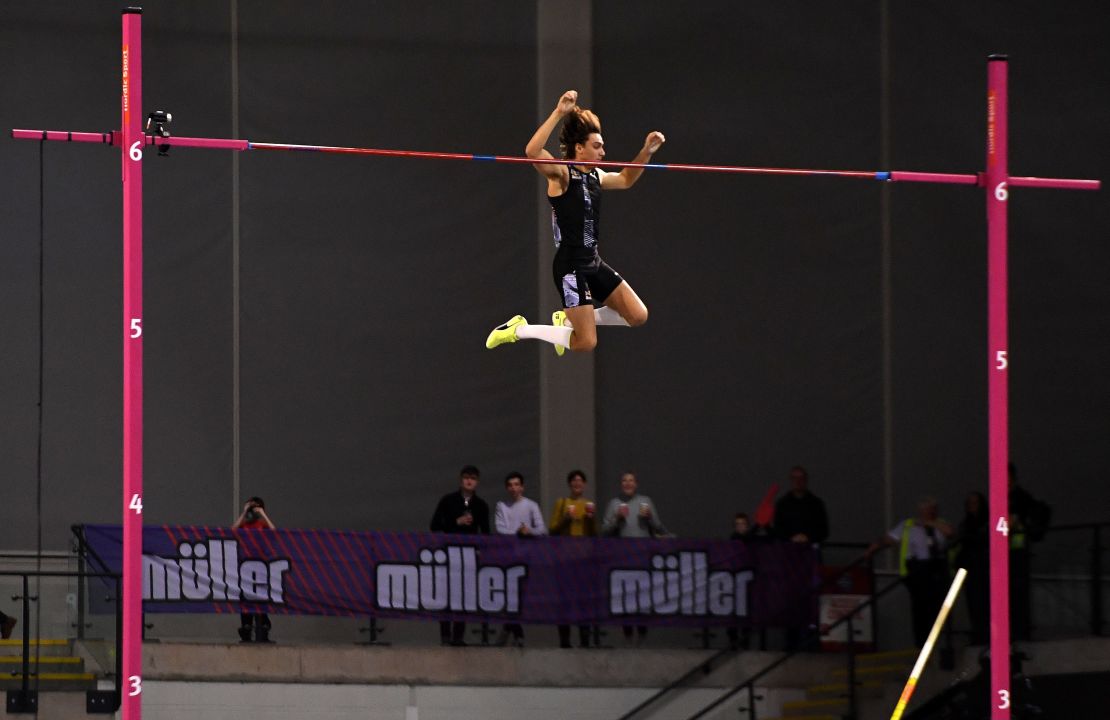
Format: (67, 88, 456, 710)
(130, 318, 142, 339)
(128, 675, 142, 696)
(996, 350, 1008, 370)
(997, 689, 1010, 709)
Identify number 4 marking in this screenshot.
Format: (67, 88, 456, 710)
(996, 516, 1009, 536)
(129, 494, 143, 514)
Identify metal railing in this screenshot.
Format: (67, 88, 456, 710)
(1032, 522, 1107, 638)
(0, 569, 121, 714)
(616, 545, 888, 720)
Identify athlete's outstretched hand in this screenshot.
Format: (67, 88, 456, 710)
(556, 90, 578, 115)
(643, 131, 666, 155)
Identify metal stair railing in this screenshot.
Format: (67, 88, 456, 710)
(0, 568, 121, 714)
(681, 575, 905, 720)
(614, 544, 880, 720)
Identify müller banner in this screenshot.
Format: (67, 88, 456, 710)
(81, 525, 817, 627)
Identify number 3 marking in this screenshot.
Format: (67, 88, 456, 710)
(997, 689, 1010, 709)
(128, 675, 142, 696)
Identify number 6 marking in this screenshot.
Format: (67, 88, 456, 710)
(994, 181, 1008, 202)
(129, 141, 143, 162)
(128, 675, 142, 696)
(997, 689, 1010, 709)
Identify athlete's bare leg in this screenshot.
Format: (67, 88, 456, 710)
(602, 282, 648, 327)
(565, 305, 597, 351)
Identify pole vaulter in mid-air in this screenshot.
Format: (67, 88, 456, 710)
(10, 7, 1099, 720)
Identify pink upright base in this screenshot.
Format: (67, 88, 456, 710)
(986, 56, 1011, 720)
(121, 9, 143, 720)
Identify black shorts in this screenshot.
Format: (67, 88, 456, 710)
(552, 254, 623, 309)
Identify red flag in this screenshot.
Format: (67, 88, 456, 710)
(754, 482, 779, 527)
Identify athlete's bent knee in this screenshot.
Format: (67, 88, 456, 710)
(572, 334, 598, 352)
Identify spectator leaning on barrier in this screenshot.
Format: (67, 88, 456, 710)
(603, 471, 667, 646)
(549, 469, 598, 648)
(233, 496, 276, 643)
(494, 471, 546, 646)
(430, 465, 490, 646)
(773, 466, 830, 546)
(867, 497, 955, 647)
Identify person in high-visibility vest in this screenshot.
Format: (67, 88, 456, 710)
(867, 497, 955, 647)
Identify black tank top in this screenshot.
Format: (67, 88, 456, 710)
(549, 166, 601, 260)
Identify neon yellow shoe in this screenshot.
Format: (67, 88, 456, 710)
(552, 310, 569, 357)
(485, 315, 527, 349)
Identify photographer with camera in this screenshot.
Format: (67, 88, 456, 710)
(233, 496, 276, 642)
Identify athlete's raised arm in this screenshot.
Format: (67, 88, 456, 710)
(526, 90, 577, 190)
(600, 130, 666, 190)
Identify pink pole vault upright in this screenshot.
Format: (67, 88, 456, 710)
(121, 7, 144, 719)
(985, 54, 1011, 720)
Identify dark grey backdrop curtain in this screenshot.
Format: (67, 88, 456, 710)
(1, 1, 1105, 548)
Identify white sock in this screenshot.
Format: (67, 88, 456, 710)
(516, 323, 573, 349)
(594, 306, 630, 327)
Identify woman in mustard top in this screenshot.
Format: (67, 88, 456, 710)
(550, 469, 597, 647)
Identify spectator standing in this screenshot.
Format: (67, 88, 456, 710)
(494, 472, 546, 646)
(773, 466, 830, 546)
(430, 465, 491, 646)
(726, 513, 754, 650)
(868, 497, 955, 647)
(549, 469, 598, 648)
(603, 472, 668, 645)
(602, 472, 668, 539)
(732, 512, 753, 540)
(954, 491, 990, 645)
(1008, 463, 1050, 641)
(550, 469, 599, 538)
(233, 496, 276, 643)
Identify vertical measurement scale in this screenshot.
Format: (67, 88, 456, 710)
(985, 55, 1011, 720)
(121, 8, 144, 719)
(9, 12, 1098, 717)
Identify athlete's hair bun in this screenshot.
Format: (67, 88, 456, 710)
(559, 107, 602, 159)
